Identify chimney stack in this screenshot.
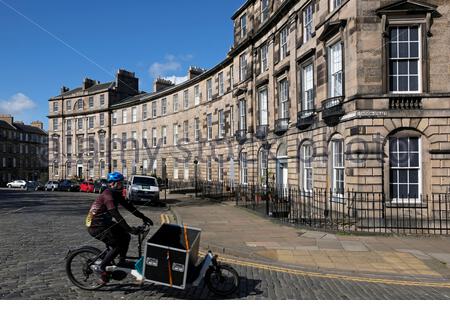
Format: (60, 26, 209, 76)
(0, 114, 13, 125)
(116, 69, 139, 95)
(60, 86, 70, 94)
(153, 78, 174, 92)
(31, 121, 44, 130)
(82, 78, 97, 90)
(188, 66, 206, 80)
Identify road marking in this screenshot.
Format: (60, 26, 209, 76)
(205, 252, 450, 289)
(5, 207, 25, 215)
(160, 214, 170, 224)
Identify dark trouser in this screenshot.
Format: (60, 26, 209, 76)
(88, 224, 131, 270)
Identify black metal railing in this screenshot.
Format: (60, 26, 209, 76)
(297, 109, 316, 130)
(255, 125, 269, 140)
(235, 129, 247, 143)
(189, 180, 450, 235)
(321, 96, 345, 121)
(274, 118, 289, 135)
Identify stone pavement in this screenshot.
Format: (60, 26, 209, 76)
(169, 196, 450, 281)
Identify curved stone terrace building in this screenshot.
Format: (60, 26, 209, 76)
(48, 0, 450, 201)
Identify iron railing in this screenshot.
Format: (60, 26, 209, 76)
(175, 180, 450, 235)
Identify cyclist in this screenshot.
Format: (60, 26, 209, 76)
(85, 171, 153, 283)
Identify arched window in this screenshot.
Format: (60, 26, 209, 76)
(299, 141, 313, 192)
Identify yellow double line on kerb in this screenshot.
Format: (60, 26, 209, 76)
(160, 214, 171, 224)
(211, 253, 450, 289)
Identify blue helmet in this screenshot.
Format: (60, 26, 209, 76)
(107, 172, 124, 183)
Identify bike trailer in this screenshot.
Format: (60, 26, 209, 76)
(143, 223, 201, 289)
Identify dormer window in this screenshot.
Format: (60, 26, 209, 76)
(240, 14, 247, 38)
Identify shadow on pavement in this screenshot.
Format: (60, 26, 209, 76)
(96, 276, 263, 300)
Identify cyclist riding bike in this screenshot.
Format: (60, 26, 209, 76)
(85, 172, 153, 283)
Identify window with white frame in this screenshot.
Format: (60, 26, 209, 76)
(218, 110, 225, 138)
(53, 102, 59, 112)
(230, 65, 234, 87)
(328, 41, 343, 98)
(173, 124, 178, 145)
(100, 94, 105, 106)
(122, 132, 127, 150)
(239, 53, 247, 81)
(261, 0, 269, 23)
(258, 87, 268, 125)
(132, 131, 137, 149)
(302, 63, 314, 112)
(332, 139, 344, 196)
(218, 155, 224, 182)
(77, 136, 83, 155)
(161, 98, 167, 115)
(100, 160, 105, 177)
(207, 114, 213, 141)
(183, 120, 189, 143)
(280, 27, 289, 60)
(173, 160, 178, 179)
(388, 26, 420, 93)
(206, 79, 213, 101)
(88, 116, 94, 129)
(240, 152, 248, 185)
(278, 78, 289, 119)
(303, 2, 314, 43)
(66, 137, 72, 155)
(152, 101, 157, 118)
(194, 118, 200, 142)
(260, 43, 268, 72)
(152, 128, 157, 147)
(66, 100, 71, 111)
(239, 99, 247, 131)
(207, 156, 212, 181)
(99, 113, 105, 127)
(173, 94, 179, 112)
(142, 129, 148, 147)
(330, 0, 342, 11)
(240, 14, 247, 38)
(53, 119, 58, 131)
(89, 97, 94, 109)
(218, 72, 224, 96)
(122, 109, 128, 124)
(143, 159, 148, 174)
(300, 143, 313, 192)
(389, 137, 421, 200)
(88, 135, 95, 155)
(112, 111, 117, 125)
(142, 104, 148, 120)
(66, 119, 72, 132)
(99, 134, 105, 152)
(161, 126, 167, 145)
(194, 85, 200, 105)
(77, 99, 83, 110)
(132, 107, 137, 122)
(183, 90, 189, 109)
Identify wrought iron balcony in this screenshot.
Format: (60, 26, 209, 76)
(274, 118, 290, 135)
(255, 125, 269, 140)
(235, 129, 247, 143)
(322, 96, 345, 125)
(296, 109, 316, 130)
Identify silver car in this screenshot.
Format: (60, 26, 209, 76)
(45, 180, 60, 191)
(7, 180, 27, 189)
(127, 175, 160, 203)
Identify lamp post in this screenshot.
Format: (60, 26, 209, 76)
(194, 159, 198, 198)
(262, 140, 271, 216)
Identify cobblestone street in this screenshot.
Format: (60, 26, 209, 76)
(1, 190, 450, 299)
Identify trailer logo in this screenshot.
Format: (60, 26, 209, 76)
(172, 263, 185, 273)
(146, 257, 158, 267)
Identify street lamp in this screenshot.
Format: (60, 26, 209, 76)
(262, 140, 271, 216)
(194, 159, 198, 198)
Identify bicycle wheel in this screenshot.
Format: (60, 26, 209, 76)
(205, 264, 240, 297)
(65, 246, 105, 291)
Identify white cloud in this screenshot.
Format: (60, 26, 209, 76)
(0, 93, 36, 114)
(163, 75, 189, 85)
(148, 54, 193, 79)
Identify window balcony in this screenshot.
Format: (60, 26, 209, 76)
(274, 118, 290, 136)
(235, 129, 247, 144)
(297, 109, 316, 130)
(255, 125, 268, 140)
(322, 96, 345, 125)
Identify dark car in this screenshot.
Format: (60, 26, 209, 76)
(94, 179, 108, 193)
(58, 180, 73, 192)
(28, 181, 44, 191)
(68, 180, 81, 192)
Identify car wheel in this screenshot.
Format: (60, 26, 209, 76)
(8, 185, 11, 188)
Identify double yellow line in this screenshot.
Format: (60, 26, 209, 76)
(212, 253, 450, 289)
(160, 214, 171, 224)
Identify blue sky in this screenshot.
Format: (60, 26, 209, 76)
(0, 0, 243, 129)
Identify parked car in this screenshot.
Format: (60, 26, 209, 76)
(58, 180, 73, 192)
(94, 179, 108, 193)
(127, 175, 160, 204)
(68, 180, 81, 192)
(27, 181, 44, 191)
(45, 181, 60, 191)
(80, 181, 95, 193)
(7, 180, 28, 189)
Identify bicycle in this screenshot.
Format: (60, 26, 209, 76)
(65, 223, 240, 297)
